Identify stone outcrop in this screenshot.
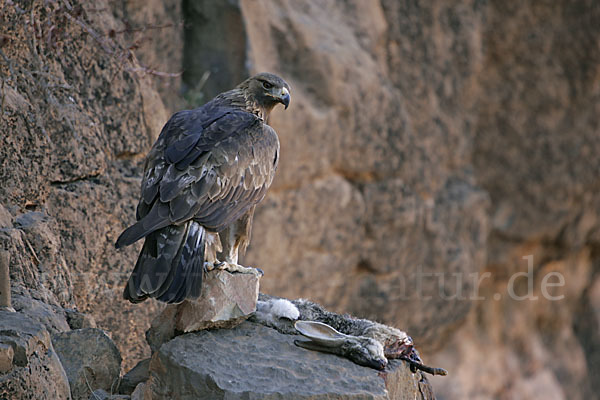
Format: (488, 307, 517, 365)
(144, 321, 433, 400)
(173, 269, 260, 333)
(145, 269, 259, 352)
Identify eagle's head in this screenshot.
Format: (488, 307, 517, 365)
(239, 72, 291, 114)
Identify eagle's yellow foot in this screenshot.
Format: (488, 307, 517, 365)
(214, 261, 264, 277)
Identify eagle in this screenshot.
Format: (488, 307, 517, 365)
(115, 72, 290, 304)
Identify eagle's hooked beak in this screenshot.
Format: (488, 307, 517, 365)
(278, 87, 290, 109)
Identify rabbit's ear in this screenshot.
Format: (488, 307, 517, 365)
(294, 321, 347, 346)
(294, 339, 341, 352)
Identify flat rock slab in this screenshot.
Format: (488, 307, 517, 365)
(145, 321, 430, 400)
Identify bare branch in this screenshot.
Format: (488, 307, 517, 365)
(127, 66, 182, 78)
(65, 13, 115, 54)
(109, 21, 180, 37)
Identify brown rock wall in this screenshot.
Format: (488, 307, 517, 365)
(0, 0, 166, 373)
(237, 0, 489, 347)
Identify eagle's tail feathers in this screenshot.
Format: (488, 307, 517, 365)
(123, 222, 205, 304)
(156, 222, 205, 303)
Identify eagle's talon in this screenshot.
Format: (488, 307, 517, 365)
(204, 261, 217, 272)
(214, 261, 263, 277)
(214, 261, 226, 270)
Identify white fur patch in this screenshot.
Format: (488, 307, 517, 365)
(255, 298, 300, 324)
(269, 299, 300, 320)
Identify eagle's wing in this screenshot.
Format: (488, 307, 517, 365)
(115, 107, 279, 249)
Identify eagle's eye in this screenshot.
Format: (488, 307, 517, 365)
(262, 81, 273, 90)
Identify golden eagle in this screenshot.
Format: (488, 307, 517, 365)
(116, 73, 290, 303)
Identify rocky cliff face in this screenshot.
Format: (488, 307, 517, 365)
(1, 0, 599, 399)
(0, 0, 166, 380)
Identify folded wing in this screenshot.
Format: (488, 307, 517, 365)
(115, 106, 279, 249)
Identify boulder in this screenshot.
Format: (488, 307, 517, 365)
(144, 321, 433, 399)
(145, 305, 178, 355)
(52, 328, 122, 400)
(0, 310, 71, 399)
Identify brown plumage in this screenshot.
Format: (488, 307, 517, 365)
(116, 73, 290, 303)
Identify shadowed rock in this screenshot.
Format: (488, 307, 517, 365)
(119, 358, 150, 395)
(131, 382, 147, 400)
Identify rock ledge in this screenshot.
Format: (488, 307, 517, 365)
(143, 321, 433, 400)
